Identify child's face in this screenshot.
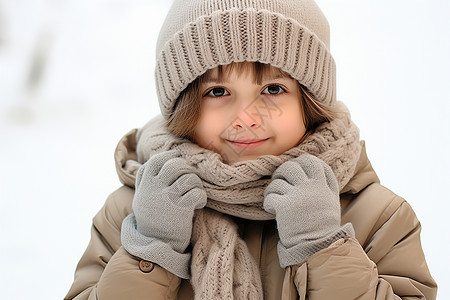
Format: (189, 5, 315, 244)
(193, 65, 306, 164)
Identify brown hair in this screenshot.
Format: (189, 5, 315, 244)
(167, 62, 338, 140)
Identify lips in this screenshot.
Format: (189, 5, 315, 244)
(226, 138, 269, 150)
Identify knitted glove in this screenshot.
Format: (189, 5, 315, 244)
(121, 150, 207, 279)
(264, 154, 354, 268)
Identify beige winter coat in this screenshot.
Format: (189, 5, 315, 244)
(65, 129, 437, 299)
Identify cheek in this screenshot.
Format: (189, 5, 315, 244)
(193, 110, 223, 148)
(275, 114, 305, 136)
(273, 102, 306, 143)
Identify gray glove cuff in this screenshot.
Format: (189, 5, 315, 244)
(121, 213, 191, 279)
(277, 222, 355, 268)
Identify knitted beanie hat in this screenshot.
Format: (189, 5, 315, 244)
(155, 0, 335, 119)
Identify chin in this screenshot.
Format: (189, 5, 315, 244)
(225, 154, 260, 164)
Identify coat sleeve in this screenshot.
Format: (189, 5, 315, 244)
(64, 186, 182, 300)
(290, 193, 437, 299)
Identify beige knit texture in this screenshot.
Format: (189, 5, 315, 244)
(133, 102, 361, 220)
(155, 0, 335, 119)
(191, 209, 263, 299)
(129, 102, 361, 298)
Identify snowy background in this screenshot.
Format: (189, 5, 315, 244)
(0, 0, 449, 299)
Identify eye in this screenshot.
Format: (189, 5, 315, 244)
(205, 87, 230, 97)
(262, 84, 286, 95)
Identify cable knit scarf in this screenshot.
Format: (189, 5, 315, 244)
(133, 101, 361, 299)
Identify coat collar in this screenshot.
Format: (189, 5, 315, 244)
(341, 141, 380, 194)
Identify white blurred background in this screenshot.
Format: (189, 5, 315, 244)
(0, 0, 449, 299)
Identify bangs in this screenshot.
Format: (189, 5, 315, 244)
(198, 62, 292, 85)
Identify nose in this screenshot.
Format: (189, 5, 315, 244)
(231, 99, 262, 129)
(232, 120, 259, 129)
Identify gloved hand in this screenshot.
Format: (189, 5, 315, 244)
(121, 150, 207, 279)
(264, 154, 354, 267)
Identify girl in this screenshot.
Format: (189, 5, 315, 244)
(65, 0, 437, 299)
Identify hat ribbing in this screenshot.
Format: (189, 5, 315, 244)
(155, 0, 336, 119)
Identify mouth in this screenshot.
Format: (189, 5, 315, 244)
(226, 138, 270, 150)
